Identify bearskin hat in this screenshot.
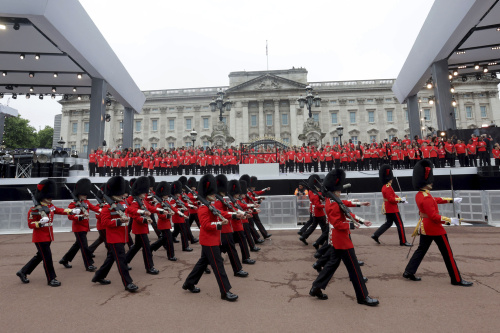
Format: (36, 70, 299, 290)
(198, 174, 217, 198)
(129, 178, 136, 187)
(308, 174, 321, 190)
(106, 176, 126, 197)
(155, 181, 171, 197)
(148, 176, 155, 188)
(187, 177, 197, 189)
(249, 176, 258, 188)
(131, 176, 150, 196)
(124, 181, 131, 195)
(240, 179, 248, 194)
(74, 178, 91, 196)
(171, 181, 182, 195)
(379, 164, 394, 185)
(412, 159, 434, 190)
(35, 179, 57, 202)
(239, 174, 250, 186)
(228, 179, 241, 196)
(216, 174, 228, 194)
(96, 184, 105, 200)
(178, 176, 187, 186)
(324, 169, 346, 192)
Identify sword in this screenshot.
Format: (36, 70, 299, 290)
(406, 218, 421, 259)
(394, 172, 403, 198)
(450, 170, 456, 218)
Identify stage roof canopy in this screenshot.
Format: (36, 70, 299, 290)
(0, 0, 145, 112)
(392, 0, 500, 103)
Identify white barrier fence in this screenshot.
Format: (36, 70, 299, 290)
(1, 191, 498, 234)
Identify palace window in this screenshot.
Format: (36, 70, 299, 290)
(369, 135, 377, 142)
(251, 115, 257, 127)
(349, 112, 356, 124)
(203, 141, 210, 147)
(466, 106, 472, 118)
(135, 120, 141, 132)
(368, 111, 375, 123)
(387, 110, 393, 122)
(203, 117, 209, 129)
(350, 136, 358, 144)
(151, 143, 157, 149)
(72, 123, 77, 134)
(186, 118, 192, 130)
(480, 106, 487, 118)
(169, 119, 175, 130)
(424, 109, 431, 121)
(266, 114, 273, 126)
(331, 113, 338, 124)
(152, 119, 158, 131)
(281, 113, 289, 125)
(84, 122, 89, 133)
(313, 113, 319, 122)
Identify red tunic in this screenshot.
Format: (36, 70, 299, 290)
(325, 198, 359, 250)
(101, 201, 129, 244)
(198, 205, 222, 246)
(381, 184, 400, 214)
(28, 204, 68, 243)
(67, 200, 100, 232)
(416, 190, 452, 236)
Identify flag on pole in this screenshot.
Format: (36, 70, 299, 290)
(266, 40, 268, 55)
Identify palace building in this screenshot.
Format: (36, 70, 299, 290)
(58, 68, 500, 153)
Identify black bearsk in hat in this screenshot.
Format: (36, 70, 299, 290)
(379, 164, 394, 185)
(35, 179, 57, 202)
(228, 180, 241, 196)
(74, 178, 91, 197)
(198, 174, 217, 198)
(124, 180, 131, 195)
(249, 176, 258, 188)
(171, 181, 182, 195)
(132, 176, 150, 196)
(129, 178, 136, 187)
(324, 169, 346, 192)
(308, 174, 321, 190)
(187, 177, 197, 189)
(216, 174, 228, 194)
(239, 179, 248, 194)
(239, 174, 250, 185)
(106, 176, 126, 197)
(178, 176, 187, 186)
(148, 176, 155, 188)
(96, 184, 105, 200)
(155, 181, 171, 197)
(412, 159, 434, 190)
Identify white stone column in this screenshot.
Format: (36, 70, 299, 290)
(273, 99, 280, 139)
(258, 100, 265, 137)
(241, 100, 249, 143)
(289, 99, 298, 146)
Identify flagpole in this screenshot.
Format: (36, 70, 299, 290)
(266, 40, 269, 70)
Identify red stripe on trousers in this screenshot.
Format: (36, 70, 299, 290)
(225, 234, 238, 270)
(441, 235, 461, 282)
(395, 213, 406, 243)
(141, 234, 152, 269)
(347, 250, 366, 299)
(112, 244, 127, 286)
(36, 243, 50, 282)
(209, 247, 227, 293)
(77, 232, 91, 267)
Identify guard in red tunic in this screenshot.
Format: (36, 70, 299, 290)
(239, 174, 263, 245)
(403, 159, 472, 286)
(92, 176, 138, 292)
(59, 178, 100, 271)
(299, 174, 327, 247)
(309, 169, 378, 306)
(89, 184, 108, 255)
(186, 177, 201, 229)
(371, 165, 411, 246)
(16, 179, 77, 286)
(170, 180, 192, 251)
(183, 174, 239, 301)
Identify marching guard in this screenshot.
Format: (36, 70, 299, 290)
(403, 159, 472, 286)
(248, 176, 272, 239)
(371, 165, 411, 246)
(17, 179, 80, 286)
(183, 174, 239, 301)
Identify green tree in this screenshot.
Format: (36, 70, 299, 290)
(3, 115, 37, 149)
(37, 126, 54, 148)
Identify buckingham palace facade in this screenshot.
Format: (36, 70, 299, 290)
(59, 68, 500, 153)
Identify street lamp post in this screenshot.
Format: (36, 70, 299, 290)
(298, 85, 321, 119)
(190, 128, 197, 148)
(336, 125, 344, 146)
(57, 136, 65, 149)
(209, 89, 232, 121)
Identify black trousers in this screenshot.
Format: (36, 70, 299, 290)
(303, 215, 326, 240)
(151, 229, 175, 259)
(233, 230, 251, 260)
(242, 223, 256, 249)
(468, 155, 477, 167)
(21, 242, 56, 282)
(150, 215, 161, 238)
(373, 212, 408, 244)
(312, 247, 368, 301)
(320, 161, 326, 172)
(252, 213, 269, 238)
(89, 163, 96, 177)
(127, 220, 134, 248)
(61, 231, 94, 268)
(188, 213, 200, 228)
(94, 243, 133, 287)
(172, 222, 190, 250)
(316, 244, 334, 268)
(300, 213, 313, 234)
(247, 217, 261, 243)
(89, 229, 108, 254)
(125, 234, 155, 271)
(185, 245, 232, 294)
(220, 232, 243, 274)
(327, 160, 334, 171)
(405, 234, 463, 284)
(314, 216, 329, 246)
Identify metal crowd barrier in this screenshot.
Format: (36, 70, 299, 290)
(1, 191, 497, 234)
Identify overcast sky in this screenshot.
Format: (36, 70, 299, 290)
(4, 0, 435, 131)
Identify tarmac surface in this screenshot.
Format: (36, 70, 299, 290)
(1, 226, 499, 332)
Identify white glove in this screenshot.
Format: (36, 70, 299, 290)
(137, 209, 145, 214)
(40, 216, 50, 224)
(71, 208, 81, 215)
(454, 198, 462, 204)
(188, 204, 195, 209)
(157, 208, 165, 213)
(400, 197, 409, 204)
(450, 218, 460, 226)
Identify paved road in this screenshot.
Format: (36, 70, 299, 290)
(1, 227, 499, 332)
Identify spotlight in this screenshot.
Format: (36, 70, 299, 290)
(53, 73, 58, 78)
(29, 72, 35, 78)
(72, 87, 77, 92)
(483, 66, 489, 73)
(0, 24, 6, 30)
(418, 98, 422, 103)
(461, 75, 467, 82)
(105, 114, 111, 122)
(429, 97, 434, 105)
(426, 78, 433, 89)
(476, 73, 482, 80)
(453, 69, 459, 76)
(12, 93, 17, 99)
(26, 93, 30, 99)
(439, 131, 446, 138)
(448, 73, 453, 80)
(13, 22, 20, 30)
(77, 95, 82, 100)
(474, 63, 480, 70)
(35, 54, 40, 60)
(450, 85, 455, 93)
(29, 86, 33, 92)
(452, 99, 457, 107)
(51, 94, 56, 99)
(77, 73, 82, 79)
(105, 97, 112, 106)
(5, 85, 13, 90)
(2, 71, 6, 76)
(39, 94, 43, 100)
(51, 87, 56, 93)
(20, 53, 25, 60)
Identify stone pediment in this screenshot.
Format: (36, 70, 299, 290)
(225, 74, 307, 93)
